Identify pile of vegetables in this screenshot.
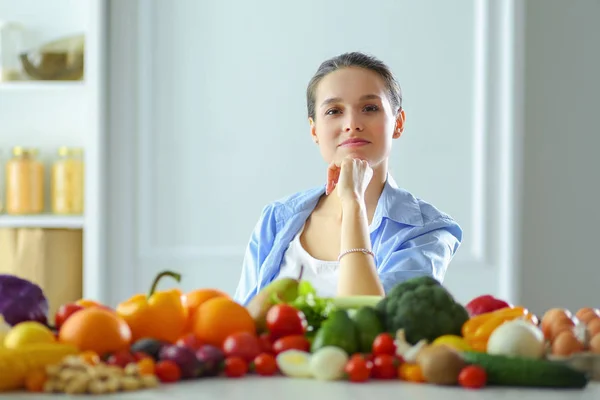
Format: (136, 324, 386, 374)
(0, 270, 596, 393)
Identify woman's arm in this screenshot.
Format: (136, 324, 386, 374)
(337, 199, 385, 296)
(378, 218, 462, 293)
(233, 203, 278, 305)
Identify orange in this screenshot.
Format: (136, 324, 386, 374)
(184, 288, 230, 314)
(183, 288, 230, 331)
(192, 297, 255, 348)
(58, 307, 132, 355)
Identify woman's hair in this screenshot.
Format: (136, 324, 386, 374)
(306, 51, 403, 120)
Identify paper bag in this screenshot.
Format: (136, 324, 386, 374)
(0, 228, 83, 318)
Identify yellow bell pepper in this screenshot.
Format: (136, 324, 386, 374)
(461, 306, 539, 351)
(116, 270, 188, 344)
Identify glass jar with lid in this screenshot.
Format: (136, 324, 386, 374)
(51, 146, 84, 215)
(0, 21, 26, 82)
(5, 146, 45, 214)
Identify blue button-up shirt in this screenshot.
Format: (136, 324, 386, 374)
(233, 175, 463, 305)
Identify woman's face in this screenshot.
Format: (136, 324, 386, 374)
(309, 67, 405, 168)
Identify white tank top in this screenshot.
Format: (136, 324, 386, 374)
(276, 224, 339, 298)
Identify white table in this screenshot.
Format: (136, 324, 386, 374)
(5, 378, 600, 399)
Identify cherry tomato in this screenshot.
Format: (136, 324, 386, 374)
(155, 360, 182, 383)
(458, 365, 487, 389)
(54, 303, 84, 330)
(252, 353, 278, 376)
(372, 333, 396, 356)
(272, 335, 311, 355)
(225, 356, 248, 378)
(258, 332, 274, 354)
(372, 354, 397, 379)
(222, 332, 261, 362)
(136, 357, 156, 376)
(106, 351, 136, 368)
(266, 305, 307, 340)
(398, 363, 425, 382)
(344, 356, 371, 382)
(176, 333, 204, 351)
(350, 353, 373, 371)
(131, 351, 151, 362)
(362, 353, 376, 364)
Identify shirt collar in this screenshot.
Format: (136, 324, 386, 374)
(372, 174, 424, 228)
(283, 173, 424, 228)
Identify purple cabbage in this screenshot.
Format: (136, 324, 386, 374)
(0, 274, 49, 326)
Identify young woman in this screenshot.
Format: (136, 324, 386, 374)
(234, 52, 463, 305)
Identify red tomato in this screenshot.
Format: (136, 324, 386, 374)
(106, 351, 136, 368)
(132, 351, 151, 362)
(222, 332, 261, 362)
(224, 356, 248, 378)
(362, 353, 375, 364)
(272, 335, 311, 355)
(176, 333, 204, 351)
(258, 332, 274, 354)
(350, 353, 373, 371)
(372, 333, 396, 356)
(344, 356, 371, 382)
(458, 365, 487, 389)
(372, 354, 397, 380)
(252, 353, 278, 376)
(155, 360, 182, 383)
(54, 303, 84, 330)
(266, 305, 307, 340)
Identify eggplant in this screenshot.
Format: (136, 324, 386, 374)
(130, 338, 168, 361)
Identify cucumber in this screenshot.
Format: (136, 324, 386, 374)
(461, 351, 589, 389)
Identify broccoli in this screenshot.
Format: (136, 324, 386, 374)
(375, 275, 469, 345)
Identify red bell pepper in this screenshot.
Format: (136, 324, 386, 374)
(465, 294, 511, 317)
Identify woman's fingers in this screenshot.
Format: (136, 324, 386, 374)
(326, 161, 340, 195)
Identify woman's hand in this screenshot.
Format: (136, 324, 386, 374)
(326, 156, 373, 204)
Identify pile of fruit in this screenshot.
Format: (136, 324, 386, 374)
(0, 270, 597, 394)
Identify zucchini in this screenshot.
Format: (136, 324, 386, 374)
(331, 296, 383, 310)
(461, 351, 589, 389)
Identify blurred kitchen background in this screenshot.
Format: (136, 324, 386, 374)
(0, 0, 598, 317)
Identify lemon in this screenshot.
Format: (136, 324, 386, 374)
(4, 321, 57, 349)
(432, 335, 472, 352)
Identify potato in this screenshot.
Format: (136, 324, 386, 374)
(416, 344, 467, 385)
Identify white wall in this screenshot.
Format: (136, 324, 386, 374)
(518, 0, 600, 315)
(106, 0, 509, 306)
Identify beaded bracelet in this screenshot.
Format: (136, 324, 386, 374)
(337, 248, 375, 262)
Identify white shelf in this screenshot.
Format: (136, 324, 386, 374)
(0, 0, 107, 302)
(0, 81, 85, 91)
(0, 214, 84, 229)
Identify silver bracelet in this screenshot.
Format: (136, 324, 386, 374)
(337, 248, 375, 262)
